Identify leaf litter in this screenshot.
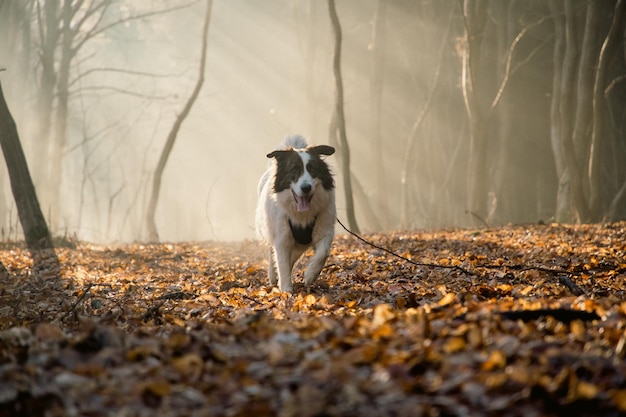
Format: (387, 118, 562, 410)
(1, 223, 626, 416)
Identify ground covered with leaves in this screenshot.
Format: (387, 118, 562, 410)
(1, 223, 626, 416)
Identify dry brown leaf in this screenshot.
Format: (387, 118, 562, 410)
(611, 389, 626, 411)
(372, 303, 395, 327)
(1, 223, 625, 415)
(443, 336, 466, 354)
(171, 353, 204, 380)
(438, 292, 456, 307)
(481, 349, 506, 371)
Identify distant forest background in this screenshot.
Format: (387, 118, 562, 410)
(0, 0, 625, 242)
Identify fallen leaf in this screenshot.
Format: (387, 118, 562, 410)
(438, 292, 456, 307)
(482, 349, 506, 371)
(171, 353, 204, 380)
(1, 223, 625, 415)
(443, 336, 466, 353)
(372, 303, 395, 327)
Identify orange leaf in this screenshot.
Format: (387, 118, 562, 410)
(612, 389, 626, 411)
(372, 323, 394, 340)
(171, 353, 204, 380)
(482, 349, 506, 371)
(304, 294, 317, 306)
(438, 292, 456, 307)
(443, 336, 466, 353)
(139, 380, 171, 397)
(372, 303, 395, 327)
(348, 343, 378, 364)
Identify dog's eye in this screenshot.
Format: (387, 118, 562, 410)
(306, 158, 334, 189)
(307, 159, 324, 176)
(288, 160, 304, 179)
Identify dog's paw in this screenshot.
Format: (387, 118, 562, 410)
(279, 284, 294, 293)
(307, 280, 329, 291)
(278, 277, 294, 293)
(303, 273, 319, 287)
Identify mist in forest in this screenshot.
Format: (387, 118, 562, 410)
(0, 0, 625, 243)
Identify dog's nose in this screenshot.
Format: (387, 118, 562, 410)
(301, 184, 312, 194)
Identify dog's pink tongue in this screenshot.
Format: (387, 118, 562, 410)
(296, 196, 311, 212)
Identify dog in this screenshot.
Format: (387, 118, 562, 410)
(256, 135, 336, 292)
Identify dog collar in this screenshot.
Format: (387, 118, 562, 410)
(289, 218, 316, 245)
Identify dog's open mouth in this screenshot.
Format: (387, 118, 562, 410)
(293, 191, 313, 212)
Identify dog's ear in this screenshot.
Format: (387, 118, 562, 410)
(308, 145, 335, 156)
(267, 150, 291, 159)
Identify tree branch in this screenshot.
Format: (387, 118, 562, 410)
(489, 14, 553, 113)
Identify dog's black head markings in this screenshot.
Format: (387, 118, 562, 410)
(267, 145, 335, 193)
(267, 145, 335, 213)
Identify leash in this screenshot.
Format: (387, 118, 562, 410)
(334, 218, 586, 296)
(335, 217, 474, 276)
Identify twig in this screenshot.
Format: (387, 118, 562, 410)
(479, 263, 570, 275)
(479, 263, 585, 295)
(157, 291, 196, 300)
(499, 308, 599, 323)
(489, 14, 553, 114)
(465, 210, 489, 228)
(605, 74, 626, 95)
(142, 300, 166, 322)
(59, 283, 94, 322)
(240, 294, 271, 309)
(557, 275, 585, 296)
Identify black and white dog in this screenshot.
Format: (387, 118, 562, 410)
(256, 135, 336, 292)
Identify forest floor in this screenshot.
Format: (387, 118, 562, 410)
(1, 223, 626, 416)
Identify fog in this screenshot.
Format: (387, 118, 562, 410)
(1, 1, 625, 243)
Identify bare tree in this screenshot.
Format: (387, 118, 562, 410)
(588, 0, 625, 220)
(327, 0, 359, 234)
(145, 0, 213, 242)
(549, 0, 625, 222)
(460, 0, 489, 225)
(399, 6, 454, 229)
(0, 80, 53, 250)
(14, 0, 201, 233)
(549, 0, 570, 222)
(369, 0, 387, 229)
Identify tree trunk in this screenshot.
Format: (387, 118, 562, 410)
(0, 81, 53, 250)
(549, 0, 591, 222)
(572, 0, 600, 172)
(560, 0, 589, 221)
(145, 0, 213, 242)
(492, 1, 515, 223)
(32, 0, 60, 187)
(588, 0, 626, 220)
(369, 0, 388, 229)
(460, 0, 489, 226)
(305, 0, 321, 140)
(549, 0, 571, 222)
(399, 6, 454, 229)
(47, 0, 76, 227)
(327, 0, 359, 234)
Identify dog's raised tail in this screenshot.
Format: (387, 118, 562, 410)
(283, 134, 308, 150)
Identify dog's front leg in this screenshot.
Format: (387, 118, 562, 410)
(268, 248, 277, 286)
(273, 241, 294, 292)
(304, 237, 332, 287)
